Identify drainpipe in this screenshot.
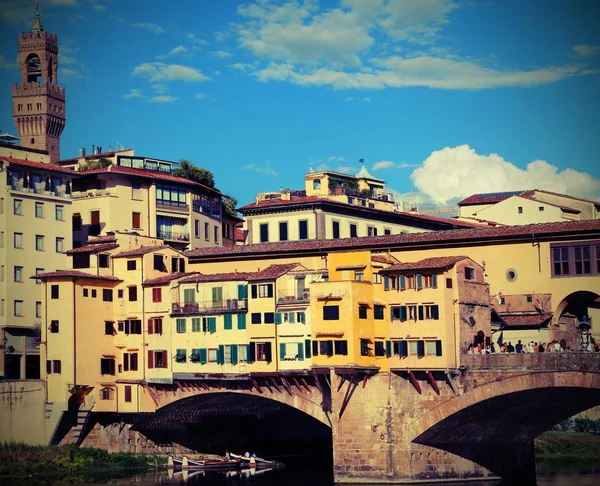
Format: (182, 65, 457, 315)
(274, 280, 279, 372)
(73, 278, 77, 386)
(313, 206, 318, 240)
(141, 256, 146, 385)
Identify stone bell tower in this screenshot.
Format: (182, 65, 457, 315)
(12, 0, 66, 163)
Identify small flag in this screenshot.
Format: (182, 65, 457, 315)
(359, 158, 364, 164)
(495, 288, 503, 303)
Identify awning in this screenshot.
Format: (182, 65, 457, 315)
(336, 265, 367, 271)
(315, 332, 345, 337)
(156, 211, 189, 220)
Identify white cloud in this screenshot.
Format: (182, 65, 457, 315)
(336, 165, 357, 174)
(60, 67, 88, 80)
(211, 50, 233, 58)
(133, 22, 165, 34)
(229, 62, 258, 72)
(132, 62, 211, 82)
(372, 160, 395, 171)
(59, 46, 78, 65)
(328, 155, 345, 162)
(151, 84, 168, 93)
(410, 145, 600, 204)
(242, 164, 278, 176)
(195, 93, 209, 100)
(123, 88, 143, 99)
(148, 95, 178, 103)
(0, 54, 17, 69)
(168, 45, 188, 56)
(92, 4, 106, 12)
(185, 33, 209, 48)
(573, 45, 600, 57)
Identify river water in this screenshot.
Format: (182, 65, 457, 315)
(2, 459, 600, 485)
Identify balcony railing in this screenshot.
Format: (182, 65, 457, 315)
(9, 182, 71, 198)
(329, 187, 395, 203)
(157, 230, 190, 242)
(172, 298, 248, 315)
(156, 201, 189, 213)
(277, 288, 310, 304)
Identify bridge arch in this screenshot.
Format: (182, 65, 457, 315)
(554, 290, 599, 321)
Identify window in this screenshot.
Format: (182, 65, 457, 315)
(127, 260, 136, 271)
(552, 247, 570, 276)
(100, 358, 116, 375)
(148, 318, 163, 335)
(122, 320, 142, 335)
(148, 350, 168, 369)
(446, 278, 453, 289)
(422, 304, 440, 320)
(124, 385, 132, 403)
(176, 318, 186, 333)
(224, 345, 232, 364)
(574, 246, 591, 275)
(204, 222, 209, 241)
(36, 301, 42, 318)
(256, 342, 272, 361)
(73, 213, 82, 230)
(238, 344, 248, 362)
(526, 295, 533, 303)
(152, 288, 162, 303)
(313, 179, 321, 190)
(539, 206, 545, 212)
(91, 289, 97, 298)
(13, 199, 22, 215)
(83, 288, 88, 297)
(208, 349, 218, 362)
(354, 270, 364, 281)
(156, 184, 186, 207)
(264, 312, 275, 324)
(260, 223, 269, 243)
(118, 289, 124, 299)
(374, 305, 385, 320)
(35, 202, 43, 218)
(49, 320, 59, 333)
(360, 339, 372, 357)
(358, 305, 368, 319)
(323, 305, 339, 320)
(14, 266, 23, 283)
(333, 340, 348, 355)
(55, 237, 64, 253)
(98, 254, 110, 268)
(14, 232, 23, 248)
(384, 229, 391, 236)
(350, 224, 357, 238)
(251, 283, 273, 299)
(214, 225, 219, 243)
(132, 212, 141, 229)
(375, 341, 386, 357)
(251, 313, 262, 324)
(51, 360, 61, 374)
(102, 289, 113, 302)
(464, 267, 475, 280)
(332, 221, 340, 239)
(426, 340, 442, 356)
(191, 317, 201, 332)
(132, 184, 142, 200)
(368, 226, 377, 237)
(279, 222, 288, 241)
(153, 255, 166, 272)
(128, 286, 137, 301)
(407, 305, 418, 321)
(89, 210, 101, 236)
(194, 220, 200, 238)
(299, 220, 308, 240)
(518, 206, 523, 214)
(175, 349, 187, 363)
(51, 285, 59, 299)
(35, 235, 44, 251)
(105, 321, 115, 335)
(373, 273, 382, 284)
(100, 387, 114, 400)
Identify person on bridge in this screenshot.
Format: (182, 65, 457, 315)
(515, 340, 523, 353)
(507, 342, 515, 353)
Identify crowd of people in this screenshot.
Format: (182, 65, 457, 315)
(467, 339, 572, 354)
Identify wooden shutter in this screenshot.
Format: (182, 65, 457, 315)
(199, 348, 207, 364)
(147, 319, 153, 334)
(209, 317, 217, 333)
(417, 340, 425, 358)
(432, 274, 438, 289)
(274, 312, 282, 324)
(132, 212, 141, 229)
(91, 210, 100, 225)
(385, 340, 392, 357)
(418, 305, 424, 321)
(400, 306, 407, 321)
(46, 360, 52, 374)
(123, 354, 129, 372)
(312, 340, 319, 356)
(399, 341, 408, 357)
(432, 305, 439, 320)
(162, 350, 168, 368)
(217, 345, 224, 365)
(280, 343, 286, 360)
(124, 386, 132, 403)
(340, 340, 348, 356)
(264, 342, 272, 362)
(384, 276, 390, 290)
(237, 314, 246, 330)
(248, 343, 255, 363)
(251, 285, 257, 299)
(156, 318, 162, 335)
(267, 284, 273, 298)
(297, 343, 304, 361)
(231, 345, 238, 365)
(224, 314, 232, 330)
(305, 339, 312, 358)
(400, 275, 406, 290)
(416, 274, 423, 290)
(436, 340, 443, 357)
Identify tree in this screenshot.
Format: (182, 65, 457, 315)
(223, 197, 238, 218)
(173, 159, 215, 188)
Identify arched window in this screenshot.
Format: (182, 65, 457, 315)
(100, 387, 115, 400)
(313, 179, 321, 190)
(26, 54, 41, 83)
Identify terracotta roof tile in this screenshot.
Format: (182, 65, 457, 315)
(114, 245, 178, 258)
(457, 191, 525, 206)
(371, 254, 399, 264)
(65, 243, 119, 254)
(31, 270, 121, 281)
(77, 165, 222, 195)
(143, 272, 201, 286)
(498, 313, 553, 329)
(523, 189, 600, 207)
(1, 156, 77, 174)
(235, 228, 246, 242)
(179, 272, 254, 284)
(380, 256, 470, 273)
(87, 235, 118, 244)
(57, 149, 133, 165)
(247, 263, 300, 281)
(186, 219, 600, 260)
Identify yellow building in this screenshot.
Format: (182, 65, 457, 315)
(240, 167, 474, 244)
(0, 144, 75, 379)
(58, 150, 230, 251)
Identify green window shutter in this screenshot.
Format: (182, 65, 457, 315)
(274, 312, 282, 324)
(176, 318, 186, 333)
(251, 285, 257, 299)
(209, 317, 217, 333)
(312, 340, 319, 356)
(399, 341, 408, 357)
(280, 343, 286, 360)
(416, 274, 423, 290)
(400, 275, 406, 290)
(267, 284, 273, 298)
(298, 312, 305, 324)
(305, 339, 312, 358)
(264, 342, 272, 362)
(224, 314, 233, 330)
(400, 306, 407, 321)
(418, 305, 424, 321)
(192, 318, 201, 332)
(183, 288, 194, 303)
(297, 342, 304, 361)
(199, 348, 207, 364)
(436, 340, 443, 356)
(417, 340, 425, 358)
(248, 343, 255, 363)
(385, 340, 392, 357)
(231, 344, 238, 365)
(383, 276, 390, 290)
(237, 284, 244, 300)
(237, 313, 246, 330)
(432, 274, 438, 289)
(432, 305, 439, 320)
(217, 345, 224, 365)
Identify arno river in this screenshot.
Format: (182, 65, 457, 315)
(2, 458, 600, 486)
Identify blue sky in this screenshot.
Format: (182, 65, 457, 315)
(1, 0, 599, 209)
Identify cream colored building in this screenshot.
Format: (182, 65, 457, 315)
(57, 150, 230, 251)
(0, 143, 75, 379)
(240, 167, 474, 244)
(458, 190, 600, 225)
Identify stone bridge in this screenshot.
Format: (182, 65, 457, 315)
(117, 353, 600, 483)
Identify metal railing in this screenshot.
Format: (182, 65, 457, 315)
(157, 230, 190, 242)
(277, 288, 310, 304)
(172, 298, 248, 314)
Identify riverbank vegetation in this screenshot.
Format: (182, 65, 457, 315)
(0, 443, 157, 478)
(535, 431, 600, 458)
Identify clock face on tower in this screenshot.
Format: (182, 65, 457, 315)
(12, 2, 66, 163)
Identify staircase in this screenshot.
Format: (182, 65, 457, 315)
(72, 409, 92, 446)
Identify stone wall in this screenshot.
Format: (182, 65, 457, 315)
(0, 380, 47, 445)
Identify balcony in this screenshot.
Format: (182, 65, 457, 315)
(277, 288, 310, 305)
(172, 298, 248, 315)
(156, 201, 189, 213)
(329, 187, 395, 204)
(157, 229, 190, 242)
(9, 182, 71, 199)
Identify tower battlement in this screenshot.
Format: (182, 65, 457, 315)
(13, 82, 65, 99)
(19, 31, 57, 44)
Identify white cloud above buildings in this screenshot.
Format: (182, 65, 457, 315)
(132, 62, 211, 82)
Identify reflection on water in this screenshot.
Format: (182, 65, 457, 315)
(2, 459, 600, 486)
